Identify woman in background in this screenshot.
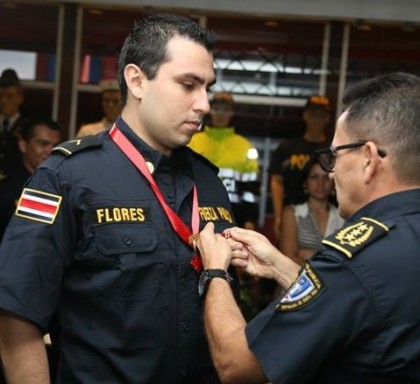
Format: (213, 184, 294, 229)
(280, 157, 344, 265)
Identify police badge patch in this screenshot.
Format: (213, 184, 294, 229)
(277, 263, 325, 311)
(322, 217, 389, 258)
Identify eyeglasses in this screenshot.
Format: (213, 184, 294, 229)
(315, 140, 387, 173)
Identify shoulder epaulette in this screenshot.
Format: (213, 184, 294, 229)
(322, 217, 390, 259)
(52, 135, 103, 156)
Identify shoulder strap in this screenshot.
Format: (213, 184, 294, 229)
(322, 217, 390, 258)
(52, 135, 103, 157)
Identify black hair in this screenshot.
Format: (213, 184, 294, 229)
(301, 156, 320, 183)
(117, 13, 215, 106)
(20, 117, 60, 142)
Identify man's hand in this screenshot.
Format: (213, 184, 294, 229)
(224, 227, 281, 281)
(197, 224, 300, 289)
(224, 227, 300, 289)
(197, 222, 233, 270)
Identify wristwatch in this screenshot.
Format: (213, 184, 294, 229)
(198, 269, 233, 297)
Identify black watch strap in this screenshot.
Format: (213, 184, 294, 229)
(199, 269, 233, 297)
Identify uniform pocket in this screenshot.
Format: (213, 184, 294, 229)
(64, 222, 171, 349)
(82, 222, 161, 302)
(96, 223, 156, 256)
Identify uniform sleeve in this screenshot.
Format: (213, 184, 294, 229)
(0, 166, 73, 331)
(245, 255, 377, 383)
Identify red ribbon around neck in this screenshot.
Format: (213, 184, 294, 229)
(109, 125, 202, 272)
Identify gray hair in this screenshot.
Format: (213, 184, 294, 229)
(342, 72, 420, 183)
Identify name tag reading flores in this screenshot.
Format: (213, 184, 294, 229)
(95, 207, 148, 223)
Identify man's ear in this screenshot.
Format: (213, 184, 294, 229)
(124, 64, 146, 100)
(363, 142, 380, 182)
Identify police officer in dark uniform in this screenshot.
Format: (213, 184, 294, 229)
(0, 68, 29, 173)
(195, 72, 420, 383)
(0, 117, 61, 242)
(269, 95, 332, 241)
(0, 14, 237, 383)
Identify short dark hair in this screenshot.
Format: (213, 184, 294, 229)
(117, 13, 215, 106)
(301, 156, 320, 182)
(342, 72, 420, 183)
(21, 117, 60, 142)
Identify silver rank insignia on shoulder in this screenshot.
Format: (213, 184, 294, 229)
(322, 217, 390, 258)
(277, 263, 325, 311)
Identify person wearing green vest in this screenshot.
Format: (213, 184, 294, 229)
(189, 92, 260, 230)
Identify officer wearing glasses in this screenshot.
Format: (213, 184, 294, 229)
(194, 72, 420, 383)
(316, 140, 387, 174)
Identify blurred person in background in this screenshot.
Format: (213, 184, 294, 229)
(189, 92, 265, 320)
(0, 68, 29, 173)
(189, 91, 260, 230)
(76, 78, 122, 138)
(0, 117, 61, 242)
(279, 156, 343, 266)
(269, 95, 332, 243)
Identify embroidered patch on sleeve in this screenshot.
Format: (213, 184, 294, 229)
(15, 188, 62, 224)
(276, 263, 325, 311)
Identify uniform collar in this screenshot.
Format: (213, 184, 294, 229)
(115, 117, 194, 177)
(348, 188, 420, 224)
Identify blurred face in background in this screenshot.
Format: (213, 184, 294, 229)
(0, 85, 23, 117)
(303, 108, 331, 133)
(304, 162, 334, 201)
(102, 89, 122, 123)
(210, 102, 234, 127)
(19, 124, 61, 173)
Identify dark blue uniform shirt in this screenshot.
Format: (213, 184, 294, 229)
(0, 118, 235, 383)
(246, 189, 420, 383)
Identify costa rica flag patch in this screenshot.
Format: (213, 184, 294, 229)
(16, 188, 62, 224)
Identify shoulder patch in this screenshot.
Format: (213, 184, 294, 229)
(276, 263, 325, 311)
(52, 135, 103, 156)
(16, 188, 62, 224)
(322, 217, 390, 259)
